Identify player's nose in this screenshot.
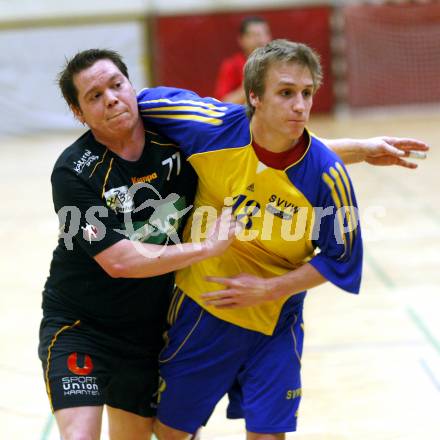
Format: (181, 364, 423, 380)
(104, 90, 118, 107)
(291, 94, 305, 112)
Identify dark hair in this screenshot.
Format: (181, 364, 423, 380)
(57, 48, 129, 109)
(244, 39, 323, 117)
(239, 16, 268, 36)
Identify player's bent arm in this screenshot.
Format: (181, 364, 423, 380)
(95, 239, 213, 278)
(265, 263, 326, 299)
(321, 136, 429, 168)
(202, 263, 325, 309)
(95, 208, 237, 278)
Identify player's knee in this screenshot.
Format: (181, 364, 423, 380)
(58, 422, 99, 440)
(154, 419, 192, 440)
(61, 432, 98, 440)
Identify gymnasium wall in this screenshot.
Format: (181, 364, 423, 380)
(0, 0, 331, 135)
(152, 6, 333, 113)
(0, 22, 146, 135)
(0, 0, 325, 21)
(1, 1, 439, 135)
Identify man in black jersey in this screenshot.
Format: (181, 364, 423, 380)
(39, 49, 238, 440)
(39, 49, 428, 440)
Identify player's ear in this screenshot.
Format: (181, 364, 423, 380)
(248, 90, 260, 108)
(71, 105, 86, 125)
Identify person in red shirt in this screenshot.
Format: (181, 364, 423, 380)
(214, 16, 271, 103)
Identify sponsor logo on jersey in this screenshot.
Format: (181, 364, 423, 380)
(266, 204, 294, 220)
(246, 183, 255, 192)
(115, 192, 192, 246)
(104, 185, 135, 213)
(286, 388, 302, 399)
(266, 194, 300, 220)
(67, 352, 94, 375)
(131, 172, 158, 184)
(62, 376, 100, 397)
(73, 149, 99, 174)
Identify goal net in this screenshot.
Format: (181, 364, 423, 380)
(343, 1, 440, 108)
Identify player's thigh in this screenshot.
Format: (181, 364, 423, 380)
(39, 317, 110, 412)
(107, 406, 153, 440)
(157, 292, 250, 434)
(241, 310, 304, 434)
(106, 354, 159, 419)
(55, 405, 103, 440)
(39, 316, 160, 420)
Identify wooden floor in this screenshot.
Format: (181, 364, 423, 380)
(1, 109, 439, 439)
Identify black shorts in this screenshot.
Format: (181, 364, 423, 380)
(38, 316, 161, 417)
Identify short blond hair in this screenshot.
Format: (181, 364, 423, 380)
(244, 39, 323, 117)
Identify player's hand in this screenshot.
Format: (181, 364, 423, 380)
(202, 273, 272, 308)
(201, 207, 241, 258)
(362, 137, 429, 169)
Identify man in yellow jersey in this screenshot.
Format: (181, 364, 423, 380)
(136, 40, 426, 440)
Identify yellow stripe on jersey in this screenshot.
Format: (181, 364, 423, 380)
(89, 149, 108, 178)
(322, 171, 348, 258)
(188, 143, 250, 160)
(140, 114, 223, 126)
(101, 158, 114, 198)
(45, 320, 81, 412)
(139, 98, 227, 111)
(151, 140, 177, 147)
(145, 129, 159, 136)
(335, 162, 358, 237)
(329, 166, 354, 251)
(142, 105, 225, 118)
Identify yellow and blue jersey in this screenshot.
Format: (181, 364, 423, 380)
(138, 87, 363, 336)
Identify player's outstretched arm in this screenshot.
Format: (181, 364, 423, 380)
(322, 136, 429, 169)
(94, 208, 237, 278)
(202, 264, 325, 309)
